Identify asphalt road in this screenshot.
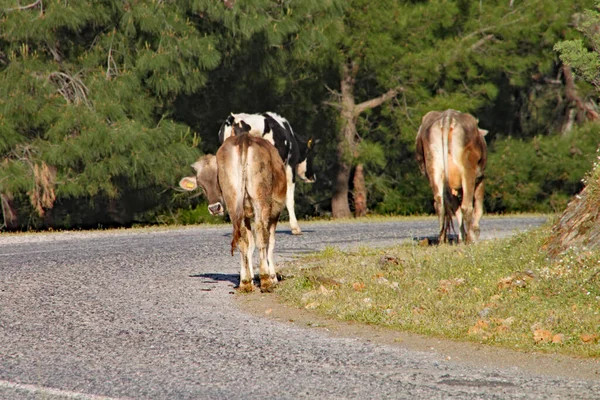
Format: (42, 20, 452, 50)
(1, 216, 599, 399)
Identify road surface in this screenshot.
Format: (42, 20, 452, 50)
(1, 216, 599, 399)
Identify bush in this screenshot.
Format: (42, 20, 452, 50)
(156, 203, 224, 226)
(485, 123, 599, 213)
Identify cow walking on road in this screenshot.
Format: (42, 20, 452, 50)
(179, 124, 287, 292)
(415, 109, 488, 244)
(218, 112, 316, 235)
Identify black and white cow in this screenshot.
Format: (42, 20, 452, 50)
(218, 112, 316, 235)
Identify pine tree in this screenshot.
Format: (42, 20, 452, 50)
(0, 1, 220, 228)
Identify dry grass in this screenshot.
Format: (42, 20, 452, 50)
(277, 225, 600, 358)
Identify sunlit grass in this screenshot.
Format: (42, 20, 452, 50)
(277, 225, 600, 357)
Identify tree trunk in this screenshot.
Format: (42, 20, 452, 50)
(353, 164, 367, 217)
(329, 60, 404, 218)
(331, 154, 352, 218)
(563, 65, 599, 124)
(547, 169, 600, 257)
(0, 193, 18, 230)
(331, 61, 358, 219)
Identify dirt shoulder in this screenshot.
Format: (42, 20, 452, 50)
(236, 291, 600, 382)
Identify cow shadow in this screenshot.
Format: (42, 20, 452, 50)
(190, 273, 239, 286)
(413, 234, 459, 246)
(278, 229, 315, 236)
(189, 272, 289, 288)
(218, 229, 314, 237)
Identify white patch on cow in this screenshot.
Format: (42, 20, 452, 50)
(221, 113, 268, 142)
(232, 113, 267, 135)
(263, 131, 274, 144)
(264, 112, 288, 130)
(191, 161, 203, 173)
(221, 125, 234, 142)
(296, 159, 314, 183)
(285, 165, 301, 235)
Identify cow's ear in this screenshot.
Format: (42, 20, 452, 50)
(479, 129, 488, 136)
(307, 138, 319, 149)
(179, 177, 198, 191)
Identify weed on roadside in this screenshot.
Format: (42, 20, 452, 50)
(277, 226, 600, 358)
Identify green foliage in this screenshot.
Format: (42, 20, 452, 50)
(278, 225, 600, 357)
(555, 39, 600, 86)
(555, 3, 600, 87)
(0, 0, 597, 228)
(0, 1, 219, 228)
(355, 140, 386, 168)
(157, 203, 224, 226)
(486, 123, 599, 213)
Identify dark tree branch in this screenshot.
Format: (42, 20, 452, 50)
(470, 34, 495, 51)
(353, 86, 404, 116)
(5, 0, 42, 12)
(563, 64, 599, 121)
(323, 101, 343, 110)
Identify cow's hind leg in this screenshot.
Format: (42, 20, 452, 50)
(472, 178, 485, 241)
(266, 218, 279, 287)
(285, 166, 302, 235)
(451, 193, 464, 244)
(238, 218, 255, 292)
(254, 210, 276, 292)
(461, 172, 477, 244)
(431, 178, 447, 243)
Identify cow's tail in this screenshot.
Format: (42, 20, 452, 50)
(231, 135, 249, 255)
(441, 114, 456, 239)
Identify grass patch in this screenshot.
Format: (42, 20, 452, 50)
(277, 225, 600, 357)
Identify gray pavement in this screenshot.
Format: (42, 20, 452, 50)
(1, 216, 599, 399)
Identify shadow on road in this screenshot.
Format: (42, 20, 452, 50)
(190, 273, 240, 286)
(412, 234, 459, 246)
(277, 229, 316, 236)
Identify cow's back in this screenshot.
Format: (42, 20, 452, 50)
(218, 113, 269, 144)
(416, 110, 486, 177)
(217, 134, 287, 251)
(444, 110, 487, 177)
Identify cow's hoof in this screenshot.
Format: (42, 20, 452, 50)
(259, 275, 278, 293)
(238, 281, 255, 293)
(291, 227, 303, 235)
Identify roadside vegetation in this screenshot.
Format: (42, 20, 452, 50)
(276, 224, 600, 358)
(2, 0, 599, 230)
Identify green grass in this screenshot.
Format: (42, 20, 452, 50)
(277, 225, 600, 357)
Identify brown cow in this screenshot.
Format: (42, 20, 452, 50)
(415, 109, 488, 244)
(179, 126, 287, 292)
